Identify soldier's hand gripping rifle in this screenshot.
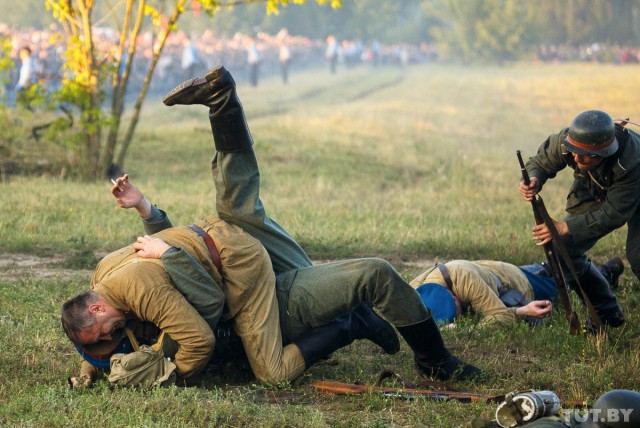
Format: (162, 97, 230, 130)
(517, 150, 582, 335)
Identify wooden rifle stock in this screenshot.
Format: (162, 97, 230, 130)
(311, 379, 590, 409)
(517, 150, 582, 335)
(311, 380, 504, 403)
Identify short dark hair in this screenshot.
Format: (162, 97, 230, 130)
(61, 290, 100, 344)
(20, 46, 31, 55)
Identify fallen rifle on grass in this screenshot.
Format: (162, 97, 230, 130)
(311, 370, 504, 403)
(312, 371, 595, 428)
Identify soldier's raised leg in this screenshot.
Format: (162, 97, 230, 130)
(163, 66, 401, 380)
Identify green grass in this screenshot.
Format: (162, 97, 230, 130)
(1, 62, 640, 427)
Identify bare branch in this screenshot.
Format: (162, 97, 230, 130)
(94, 0, 127, 28)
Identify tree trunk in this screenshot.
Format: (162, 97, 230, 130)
(116, 5, 185, 168)
(102, 0, 145, 177)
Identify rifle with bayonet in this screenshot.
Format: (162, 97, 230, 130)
(517, 150, 583, 335)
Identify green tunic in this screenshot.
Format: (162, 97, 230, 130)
(525, 124, 640, 277)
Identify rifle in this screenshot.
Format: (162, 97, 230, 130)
(311, 380, 503, 403)
(311, 370, 504, 403)
(517, 150, 583, 335)
(312, 382, 590, 411)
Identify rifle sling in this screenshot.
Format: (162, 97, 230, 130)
(534, 196, 603, 330)
(534, 201, 579, 333)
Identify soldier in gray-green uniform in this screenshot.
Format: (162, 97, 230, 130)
(519, 110, 640, 327)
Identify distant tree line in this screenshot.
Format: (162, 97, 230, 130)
(1, 0, 638, 53)
(98, 0, 634, 64)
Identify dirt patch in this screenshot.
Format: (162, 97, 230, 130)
(0, 252, 92, 281)
(0, 252, 437, 282)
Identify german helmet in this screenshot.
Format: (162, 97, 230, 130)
(563, 110, 619, 157)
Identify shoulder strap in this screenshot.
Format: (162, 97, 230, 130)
(123, 327, 140, 352)
(150, 331, 167, 354)
(188, 224, 222, 273)
(124, 326, 167, 354)
(436, 263, 454, 291)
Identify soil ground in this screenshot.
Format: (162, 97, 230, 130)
(0, 252, 92, 281)
(0, 252, 435, 281)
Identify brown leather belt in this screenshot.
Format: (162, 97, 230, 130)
(188, 224, 222, 273)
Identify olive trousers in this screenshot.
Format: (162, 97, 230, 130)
(212, 148, 431, 347)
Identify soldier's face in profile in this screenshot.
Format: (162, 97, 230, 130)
(572, 153, 604, 171)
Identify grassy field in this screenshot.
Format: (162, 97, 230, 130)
(1, 62, 640, 427)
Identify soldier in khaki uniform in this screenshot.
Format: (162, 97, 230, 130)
(410, 260, 557, 328)
(63, 65, 483, 388)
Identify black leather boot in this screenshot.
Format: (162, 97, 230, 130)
(576, 262, 625, 327)
(396, 317, 483, 382)
(295, 303, 400, 368)
(162, 65, 253, 153)
(597, 257, 624, 290)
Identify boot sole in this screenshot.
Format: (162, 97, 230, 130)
(162, 77, 206, 106)
(162, 66, 226, 106)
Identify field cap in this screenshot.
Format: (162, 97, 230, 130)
(416, 283, 457, 324)
(563, 110, 618, 157)
(75, 328, 134, 369)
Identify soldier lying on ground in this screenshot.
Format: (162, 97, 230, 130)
(63, 65, 484, 388)
(409, 258, 623, 328)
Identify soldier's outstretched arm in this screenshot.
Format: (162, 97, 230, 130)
(110, 173, 173, 234)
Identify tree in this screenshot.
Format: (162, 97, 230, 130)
(192, 0, 428, 44)
(44, 0, 340, 179)
(424, 0, 535, 63)
(530, 0, 640, 46)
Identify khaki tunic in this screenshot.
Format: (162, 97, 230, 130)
(410, 260, 533, 328)
(90, 217, 305, 381)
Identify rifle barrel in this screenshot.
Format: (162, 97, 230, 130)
(517, 150, 531, 185)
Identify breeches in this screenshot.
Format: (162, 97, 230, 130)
(562, 209, 640, 280)
(277, 258, 431, 343)
(231, 248, 305, 383)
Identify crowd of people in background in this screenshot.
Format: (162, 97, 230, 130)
(0, 22, 436, 105)
(534, 42, 640, 64)
(1, 20, 640, 107)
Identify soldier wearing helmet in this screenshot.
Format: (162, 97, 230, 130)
(518, 110, 640, 328)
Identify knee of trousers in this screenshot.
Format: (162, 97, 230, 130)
(250, 344, 306, 384)
(356, 258, 400, 291)
(360, 257, 396, 277)
(356, 258, 430, 324)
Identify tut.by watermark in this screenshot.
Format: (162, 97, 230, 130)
(561, 408, 634, 424)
